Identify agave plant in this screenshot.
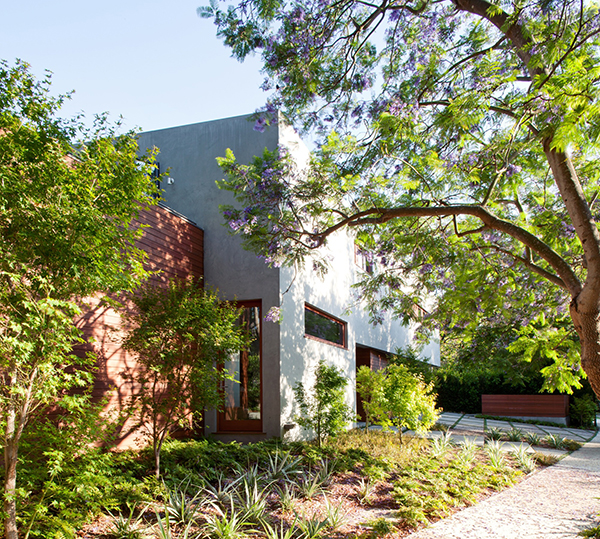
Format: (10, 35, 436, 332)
(356, 477, 375, 505)
(485, 427, 505, 441)
(524, 432, 543, 446)
(506, 428, 524, 442)
(164, 484, 202, 527)
(276, 483, 298, 513)
(264, 451, 303, 483)
(295, 513, 330, 539)
(429, 431, 454, 458)
(204, 501, 253, 539)
(234, 476, 270, 524)
(234, 463, 265, 486)
(544, 433, 567, 450)
(316, 458, 337, 487)
(154, 511, 195, 539)
(261, 519, 298, 539)
(202, 472, 243, 510)
(108, 504, 148, 539)
(322, 496, 347, 531)
(456, 439, 478, 466)
(512, 444, 536, 473)
(297, 471, 323, 500)
(484, 440, 506, 469)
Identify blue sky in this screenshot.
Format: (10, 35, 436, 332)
(1, 0, 268, 132)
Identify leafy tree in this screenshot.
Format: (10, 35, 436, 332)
(202, 0, 600, 398)
(122, 277, 249, 478)
(293, 360, 354, 446)
(0, 59, 158, 539)
(356, 364, 439, 440)
(384, 364, 439, 442)
(355, 365, 388, 430)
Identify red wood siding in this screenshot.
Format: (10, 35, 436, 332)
(75, 204, 204, 448)
(481, 394, 569, 418)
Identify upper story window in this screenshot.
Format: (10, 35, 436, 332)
(412, 304, 427, 321)
(304, 304, 347, 348)
(354, 243, 375, 275)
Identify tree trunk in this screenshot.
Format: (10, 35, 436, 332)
(3, 404, 20, 539)
(154, 447, 161, 480)
(570, 302, 600, 399)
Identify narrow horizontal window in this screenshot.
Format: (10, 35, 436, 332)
(304, 304, 347, 348)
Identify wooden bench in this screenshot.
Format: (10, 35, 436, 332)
(481, 394, 569, 425)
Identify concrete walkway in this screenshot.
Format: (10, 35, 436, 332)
(435, 412, 596, 442)
(418, 412, 598, 459)
(406, 414, 600, 538)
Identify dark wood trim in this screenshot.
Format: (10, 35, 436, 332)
(217, 300, 263, 433)
(304, 303, 348, 349)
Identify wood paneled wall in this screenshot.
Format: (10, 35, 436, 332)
(74, 204, 204, 448)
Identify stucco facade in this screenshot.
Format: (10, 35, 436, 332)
(138, 114, 440, 442)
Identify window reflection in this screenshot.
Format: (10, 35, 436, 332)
(223, 305, 261, 421)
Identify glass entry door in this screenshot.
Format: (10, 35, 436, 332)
(218, 301, 262, 432)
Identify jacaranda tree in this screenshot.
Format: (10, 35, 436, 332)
(0, 60, 158, 539)
(200, 0, 600, 396)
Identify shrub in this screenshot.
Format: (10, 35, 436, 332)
(293, 361, 355, 447)
(571, 395, 598, 428)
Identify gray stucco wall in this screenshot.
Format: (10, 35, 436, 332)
(138, 115, 282, 438)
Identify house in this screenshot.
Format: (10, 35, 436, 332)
(135, 114, 440, 443)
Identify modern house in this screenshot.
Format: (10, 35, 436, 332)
(135, 114, 440, 443)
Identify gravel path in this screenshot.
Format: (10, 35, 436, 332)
(408, 430, 600, 539)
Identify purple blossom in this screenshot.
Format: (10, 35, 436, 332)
(264, 306, 282, 323)
(254, 116, 267, 133)
(561, 221, 576, 239)
(260, 78, 273, 92)
(506, 164, 522, 177)
(419, 263, 433, 275)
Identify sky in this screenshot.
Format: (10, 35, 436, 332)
(0, 0, 268, 133)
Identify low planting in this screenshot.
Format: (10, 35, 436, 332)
(11, 429, 549, 538)
(482, 427, 583, 451)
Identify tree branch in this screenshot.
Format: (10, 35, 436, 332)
(311, 203, 582, 295)
(483, 244, 567, 290)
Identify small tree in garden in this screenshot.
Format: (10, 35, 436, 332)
(0, 60, 158, 539)
(384, 365, 440, 443)
(122, 277, 248, 477)
(293, 360, 354, 447)
(356, 365, 388, 430)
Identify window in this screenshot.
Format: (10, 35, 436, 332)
(412, 304, 427, 321)
(354, 243, 375, 274)
(219, 301, 262, 432)
(304, 304, 347, 348)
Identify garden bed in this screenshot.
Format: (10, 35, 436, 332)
(65, 430, 556, 539)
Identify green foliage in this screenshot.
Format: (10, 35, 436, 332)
(384, 364, 440, 441)
(508, 314, 583, 394)
(122, 277, 248, 477)
(571, 395, 598, 428)
(355, 366, 388, 429)
(0, 59, 158, 538)
(11, 426, 538, 536)
(392, 445, 520, 528)
(356, 363, 440, 440)
(10, 398, 152, 538)
(580, 523, 600, 538)
(293, 360, 354, 447)
(206, 0, 600, 399)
